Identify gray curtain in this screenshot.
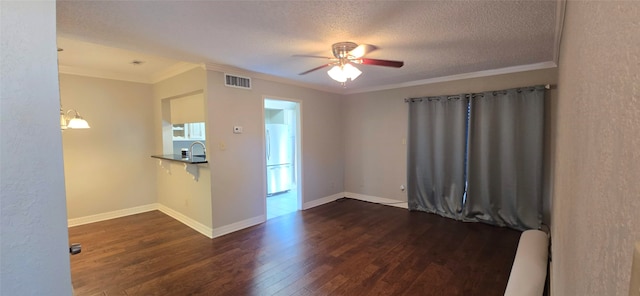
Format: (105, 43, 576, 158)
(462, 86, 545, 230)
(407, 96, 468, 219)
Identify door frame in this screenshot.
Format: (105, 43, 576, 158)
(262, 96, 303, 217)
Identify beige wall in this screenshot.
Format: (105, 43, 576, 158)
(64, 65, 344, 233)
(0, 1, 73, 294)
(551, 1, 640, 295)
(153, 67, 213, 229)
(343, 69, 558, 219)
(207, 71, 344, 227)
(60, 74, 157, 219)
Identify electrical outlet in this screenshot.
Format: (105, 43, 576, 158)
(233, 126, 243, 134)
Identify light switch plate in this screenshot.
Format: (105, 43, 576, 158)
(233, 126, 243, 134)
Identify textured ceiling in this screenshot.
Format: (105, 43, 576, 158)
(57, 37, 195, 84)
(57, 0, 559, 93)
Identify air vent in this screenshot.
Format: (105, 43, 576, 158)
(224, 74, 251, 89)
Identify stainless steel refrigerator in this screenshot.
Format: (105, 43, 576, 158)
(266, 124, 292, 195)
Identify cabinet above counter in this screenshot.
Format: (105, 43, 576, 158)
(151, 154, 208, 164)
(172, 122, 205, 141)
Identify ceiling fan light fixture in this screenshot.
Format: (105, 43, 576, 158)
(343, 63, 362, 80)
(328, 65, 347, 82)
(299, 41, 402, 85)
(327, 63, 361, 83)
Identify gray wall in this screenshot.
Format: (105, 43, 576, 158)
(207, 70, 345, 228)
(551, 1, 640, 295)
(0, 1, 73, 294)
(343, 68, 558, 225)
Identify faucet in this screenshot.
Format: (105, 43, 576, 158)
(189, 141, 206, 159)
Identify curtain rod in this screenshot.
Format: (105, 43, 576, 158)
(404, 84, 555, 103)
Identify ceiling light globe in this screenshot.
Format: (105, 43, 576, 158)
(343, 63, 362, 80)
(327, 65, 347, 82)
(67, 117, 90, 129)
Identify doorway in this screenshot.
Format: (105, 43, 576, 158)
(264, 98, 301, 219)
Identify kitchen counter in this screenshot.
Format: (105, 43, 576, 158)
(151, 154, 208, 164)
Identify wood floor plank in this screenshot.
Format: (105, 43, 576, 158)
(69, 199, 520, 296)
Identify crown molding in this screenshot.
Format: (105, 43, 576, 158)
(203, 62, 342, 94)
(343, 61, 558, 95)
(60, 60, 558, 94)
(58, 62, 202, 84)
(58, 65, 152, 84)
(150, 62, 203, 83)
(553, 0, 567, 65)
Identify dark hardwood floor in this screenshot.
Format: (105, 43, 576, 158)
(69, 198, 520, 296)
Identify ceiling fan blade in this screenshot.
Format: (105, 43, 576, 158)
(358, 58, 404, 68)
(292, 54, 334, 59)
(299, 63, 332, 75)
(349, 44, 378, 58)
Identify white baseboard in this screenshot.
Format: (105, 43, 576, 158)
(67, 204, 158, 227)
(157, 204, 214, 238)
(344, 192, 409, 209)
(67, 203, 268, 240)
(66, 193, 406, 240)
(212, 215, 265, 238)
(302, 192, 344, 210)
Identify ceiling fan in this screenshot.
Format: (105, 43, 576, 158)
(295, 42, 404, 84)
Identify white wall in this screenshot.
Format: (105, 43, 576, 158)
(60, 74, 157, 219)
(0, 1, 73, 295)
(206, 71, 344, 228)
(343, 68, 558, 223)
(551, 1, 640, 295)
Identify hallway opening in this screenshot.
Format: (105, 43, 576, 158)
(264, 98, 301, 219)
